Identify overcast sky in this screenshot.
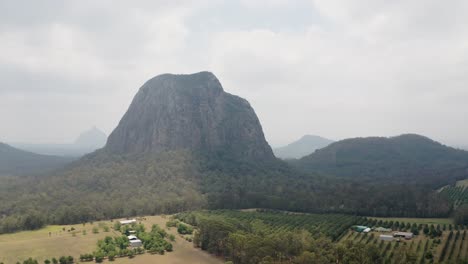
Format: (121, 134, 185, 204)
(1, 0, 468, 147)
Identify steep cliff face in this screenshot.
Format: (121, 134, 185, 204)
(105, 71, 275, 162)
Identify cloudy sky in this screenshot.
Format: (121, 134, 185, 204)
(1, 0, 468, 148)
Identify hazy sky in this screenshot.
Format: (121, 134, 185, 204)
(1, 0, 468, 147)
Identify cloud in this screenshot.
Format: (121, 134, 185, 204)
(1, 0, 468, 147)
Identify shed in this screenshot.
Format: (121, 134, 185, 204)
(119, 219, 137, 225)
(393, 232, 413, 239)
(363, 228, 371, 233)
(379, 235, 394, 241)
(130, 239, 142, 247)
(128, 235, 138, 241)
(353, 225, 369, 232)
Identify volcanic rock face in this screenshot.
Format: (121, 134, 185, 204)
(106, 71, 275, 161)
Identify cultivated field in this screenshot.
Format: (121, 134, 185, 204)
(369, 217, 452, 226)
(0, 216, 221, 264)
(341, 217, 467, 263)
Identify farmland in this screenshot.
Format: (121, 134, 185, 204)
(440, 185, 468, 207)
(181, 209, 365, 240)
(0, 216, 220, 264)
(175, 210, 468, 264)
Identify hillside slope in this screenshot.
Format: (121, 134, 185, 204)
(293, 134, 468, 186)
(273, 135, 334, 159)
(0, 143, 74, 176)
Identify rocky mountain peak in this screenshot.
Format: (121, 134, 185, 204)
(105, 72, 275, 162)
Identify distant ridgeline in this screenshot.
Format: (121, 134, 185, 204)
(0, 142, 75, 176)
(0, 72, 466, 234)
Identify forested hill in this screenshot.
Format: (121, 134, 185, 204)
(273, 135, 334, 159)
(293, 134, 468, 187)
(0, 142, 74, 176)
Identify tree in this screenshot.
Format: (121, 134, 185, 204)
(455, 204, 468, 225)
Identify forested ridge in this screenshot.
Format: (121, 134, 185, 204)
(0, 143, 74, 176)
(293, 134, 468, 187)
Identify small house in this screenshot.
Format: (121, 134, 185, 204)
(393, 232, 413, 239)
(128, 235, 142, 247)
(119, 219, 137, 225)
(379, 235, 394, 241)
(129, 239, 142, 247)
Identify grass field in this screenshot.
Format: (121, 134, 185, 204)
(369, 217, 453, 225)
(0, 216, 221, 264)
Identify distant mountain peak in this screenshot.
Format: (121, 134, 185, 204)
(273, 135, 334, 159)
(74, 127, 107, 149)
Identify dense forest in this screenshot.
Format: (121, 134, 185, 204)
(0, 146, 452, 234)
(293, 134, 468, 188)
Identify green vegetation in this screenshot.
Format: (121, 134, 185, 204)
(441, 185, 468, 207)
(177, 223, 193, 235)
(178, 210, 363, 241)
(175, 210, 401, 263)
(1, 134, 467, 235)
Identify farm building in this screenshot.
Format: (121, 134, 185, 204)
(379, 235, 394, 241)
(119, 219, 137, 225)
(352, 225, 370, 232)
(128, 235, 142, 247)
(375, 227, 392, 232)
(393, 232, 414, 239)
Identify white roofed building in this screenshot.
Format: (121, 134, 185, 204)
(119, 219, 137, 225)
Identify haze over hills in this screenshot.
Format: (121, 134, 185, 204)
(0, 142, 74, 176)
(0, 72, 460, 234)
(273, 135, 334, 159)
(74, 126, 107, 149)
(293, 134, 468, 187)
(11, 127, 107, 157)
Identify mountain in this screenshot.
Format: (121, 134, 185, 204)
(0, 72, 290, 227)
(11, 127, 107, 157)
(74, 126, 107, 149)
(293, 134, 468, 186)
(0, 143, 74, 176)
(273, 135, 334, 159)
(105, 72, 274, 162)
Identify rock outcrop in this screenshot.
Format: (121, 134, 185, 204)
(105, 71, 275, 162)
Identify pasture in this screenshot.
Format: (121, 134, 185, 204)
(0, 216, 221, 264)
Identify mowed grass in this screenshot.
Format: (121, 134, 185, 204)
(0, 216, 221, 264)
(369, 217, 453, 226)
